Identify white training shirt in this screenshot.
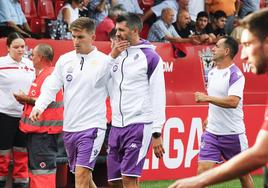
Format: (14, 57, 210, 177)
(0, 54, 35, 117)
(96, 40, 166, 133)
(34, 48, 110, 132)
(206, 64, 246, 135)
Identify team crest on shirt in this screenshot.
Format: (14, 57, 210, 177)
(134, 54, 139, 60)
(66, 74, 73, 82)
(223, 72, 228, 77)
(113, 65, 118, 72)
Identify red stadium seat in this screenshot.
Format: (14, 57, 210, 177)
(20, 0, 37, 18)
(38, 0, 55, 19)
(55, 0, 65, 17)
(30, 17, 46, 34)
(139, 0, 154, 11)
(260, 0, 267, 8)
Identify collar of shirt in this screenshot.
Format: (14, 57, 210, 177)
(6, 53, 25, 65)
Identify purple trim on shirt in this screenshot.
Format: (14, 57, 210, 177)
(141, 48, 160, 80)
(138, 39, 152, 46)
(229, 65, 242, 87)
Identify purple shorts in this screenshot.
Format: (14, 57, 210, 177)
(63, 128, 105, 173)
(107, 123, 152, 181)
(198, 131, 248, 163)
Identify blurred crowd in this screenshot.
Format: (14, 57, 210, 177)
(0, 0, 267, 43)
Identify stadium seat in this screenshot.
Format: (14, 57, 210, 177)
(20, 0, 37, 18)
(38, 0, 55, 19)
(30, 17, 46, 34)
(139, 0, 154, 11)
(55, 0, 65, 17)
(260, 0, 267, 8)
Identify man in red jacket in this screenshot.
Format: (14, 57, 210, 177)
(14, 44, 63, 188)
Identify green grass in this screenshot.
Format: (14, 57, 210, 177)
(140, 175, 263, 188)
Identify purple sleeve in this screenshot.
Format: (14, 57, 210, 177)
(229, 65, 243, 87)
(141, 48, 160, 80)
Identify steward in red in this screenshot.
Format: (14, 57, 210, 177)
(14, 44, 63, 188)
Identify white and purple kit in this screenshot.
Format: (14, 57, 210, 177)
(199, 64, 249, 163)
(98, 39, 166, 181)
(33, 48, 110, 172)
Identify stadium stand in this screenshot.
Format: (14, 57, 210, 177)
(20, 0, 37, 18)
(38, 0, 55, 19)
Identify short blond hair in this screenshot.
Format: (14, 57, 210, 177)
(69, 17, 96, 34)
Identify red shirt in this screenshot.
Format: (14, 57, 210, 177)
(261, 99, 268, 131)
(95, 17, 115, 41)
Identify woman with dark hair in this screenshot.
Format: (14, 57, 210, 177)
(0, 32, 35, 188)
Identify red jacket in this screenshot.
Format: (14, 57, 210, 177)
(20, 67, 63, 134)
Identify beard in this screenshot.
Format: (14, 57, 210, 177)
(253, 49, 268, 75)
(254, 60, 268, 74)
(116, 34, 132, 43)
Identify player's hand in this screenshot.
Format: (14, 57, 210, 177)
(29, 108, 42, 122)
(152, 136, 165, 158)
(168, 176, 204, 188)
(195, 92, 208, 103)
(110, 39, 130, 59)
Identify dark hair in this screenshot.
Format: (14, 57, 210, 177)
(66, 0, 82, 4)
(36, 44, 54, 62)
(213, 10, 227, 20)
(196, 11, 209, 21)
(6, 32, 25, 47)
(240, 8, 268, 41)
(222, 36, 239, 59)
(116, 13, 143, 33)
(70, 17, 96, 33)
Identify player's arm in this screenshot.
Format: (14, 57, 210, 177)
(195, 92, 240, 108)
(195, 71, 244, 108)
(30, 59, 64, 121)
(168, 130, 268, 188)
(149, 57, 166, 159)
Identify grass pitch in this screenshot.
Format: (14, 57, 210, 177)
(140, 175, 263, 188)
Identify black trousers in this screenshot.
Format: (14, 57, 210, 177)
(0, 112, 26, 150)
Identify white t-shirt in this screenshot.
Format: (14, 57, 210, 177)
(0, 54, 35, 117)
(206, 64, 245, 135)
(57, 3, 79, 24)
